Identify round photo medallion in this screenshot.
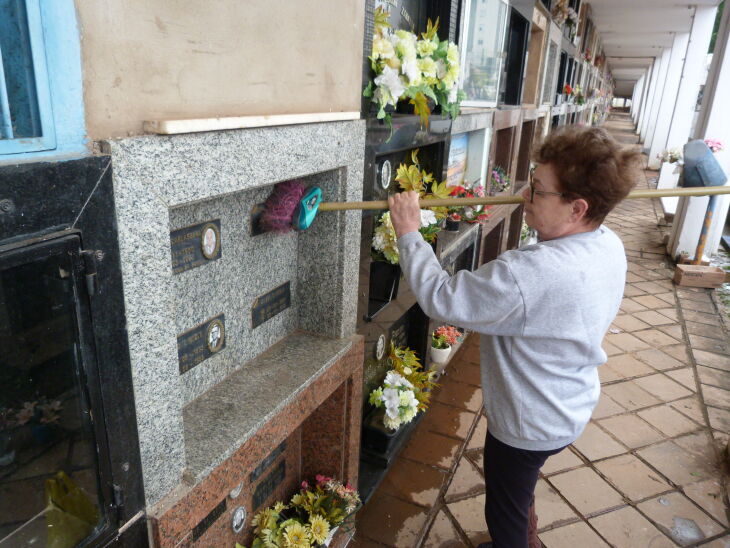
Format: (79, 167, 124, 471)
(380, 160, 392, 190)
(206, 319, 225, 353)
(375, 334, 386, 361)
(200, 223, 221, 260)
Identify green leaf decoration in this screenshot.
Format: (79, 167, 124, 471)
(374, 6, 391, 29)
(363, 81, 373, 98)
(409, 91, 432, 129)
(429, 180, 451, 200)
(396, 164, 425, 194)
(421, 17, 440, 41)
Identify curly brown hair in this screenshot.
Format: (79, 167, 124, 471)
(533, 126, 643, 224)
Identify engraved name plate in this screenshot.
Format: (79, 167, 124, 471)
(170, 219, 222, 274)
(177, 314, 226, 374)
(252, 460, 285, 511)
(251, 282, 291, 329)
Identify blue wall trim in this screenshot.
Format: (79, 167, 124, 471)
(0, 0, 87, 163)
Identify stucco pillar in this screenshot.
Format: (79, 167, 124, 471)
(637, 60, 658, 138)
(642, 47, 671, 146)
(647, 33, 690, 169)
(669, 3, 730, 261)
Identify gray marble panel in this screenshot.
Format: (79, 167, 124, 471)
(183, 332, 352, 481)
(108, 120, 365, 507)
(452, 110, 494, 134)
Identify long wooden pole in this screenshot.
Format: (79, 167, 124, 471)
(317, 186, 730, 211)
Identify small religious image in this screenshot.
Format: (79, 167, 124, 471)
(207, 319, 224, 352)
(201, 224, 220, 259)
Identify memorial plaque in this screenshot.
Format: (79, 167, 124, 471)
(252, 460, 285, 511)
(250, 441, 286, 483)
(170, 219, 222, 274)
(252, 282, 291, 329)
(178, 314, 226, 374)
(192, 498, 227, 541)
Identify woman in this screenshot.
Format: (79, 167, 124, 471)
(388, 126, 642, 548)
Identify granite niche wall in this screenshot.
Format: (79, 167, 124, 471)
(106, 120, 366, 546)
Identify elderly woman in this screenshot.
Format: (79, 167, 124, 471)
(388, 126, 642, 548)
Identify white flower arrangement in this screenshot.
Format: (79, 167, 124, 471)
(368, 371, 420, 430)
(372, 209, 441, 265)
(658, 148, 683, 164)
(363, 8, 465, 134)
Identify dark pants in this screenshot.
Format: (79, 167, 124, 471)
(484, 430, 566, 548)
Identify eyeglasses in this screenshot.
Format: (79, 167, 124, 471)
(529, 180, 564, 204)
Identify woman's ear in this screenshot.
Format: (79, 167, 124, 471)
(570, 198, 590, 222)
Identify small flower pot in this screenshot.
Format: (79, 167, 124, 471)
(444, 218, 460, 231)
(430, 345, 452, 365)
(361, 407, 402, 454)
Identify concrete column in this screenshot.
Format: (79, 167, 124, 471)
(642, 47, 671, 146)
(647, 33, 690, 169)
(669, 3, 730, 261)
(666, 6, 717, 151)
(637, 60, 658, 137)
(631, 75, 645, 122)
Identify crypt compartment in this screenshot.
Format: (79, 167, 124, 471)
(105, 119, 366, 547)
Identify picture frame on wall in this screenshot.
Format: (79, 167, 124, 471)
(458, 0, 510, 107)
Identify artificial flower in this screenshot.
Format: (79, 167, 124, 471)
(374, 66, 405, 106)
(308, 515, 330, 545)
(283, 522, 310, 548)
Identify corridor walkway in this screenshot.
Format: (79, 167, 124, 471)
(351, 113, 730, 547)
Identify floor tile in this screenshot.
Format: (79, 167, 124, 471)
(635, 348, 685, 371)
(623, 284, 647, 297)
(670, 396, 706, 424)
(655, 292, 677, 305)
(356, 491, 430, 547)
(347, 536, 386, 547)
(534, 479, 580, 528)
(637, 440, 717, 486)
(589, 506, 676, 548)
(443, 359, 482, 387)
(633, 373, 693, 401)
(446, 494, 491, 546)
(681, 309, 722, 326)
(604, 354, 655, 378)
(592, 393, 627, 419)
(379, 457, 448, 507)
(541, 447, 584, 475)
(422, 510, 467, 548)
(571, 422, 627, 461)
(633, 310, 676, 326)
(633, 328, 681, 347)
(634, 281, 671, 295)
(548, 467, 625, 516)
(692, 349, 730, 372)
(637, 404, 700, 437)
(657, 307, 679, 322)
(632, 295, 672, 310)
(599, 364, 623, 383)
(665, 368, 697, 392)
(676, 288, 713, 302)
(620, 298, 648, 313)
(685, 321, 726, 341)
(707, 406, 730, 434)
(602, 380, 662, 410)
(464, 448, 483, 475)
(697, 365, 730, 390)
(432, 380, 483, 412)
(605, 332, 651, 352)
(444, 457, 485, 502)
(419, 402, 476, 440)
(597, 414, 664, 448)
(701, 385, 730, 410)
(466, 414, 487, 451)
(679, 298, 717, 314)
(662, 343, 691, 362)
(637, 492, 725, 545)
(689, 334, 730, 355)
(657, 324, 685, 341)
(701, 535, 730, 547)
(612, 314, 651, 331)
(683, 479, 730, 527)
(602, 341, 622, 356)
(594, 453, 672, 501)
(539, 521, 610, 547)
(400, 430, 461, 471)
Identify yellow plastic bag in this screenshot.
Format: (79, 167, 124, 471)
(45, 471, 100, 548)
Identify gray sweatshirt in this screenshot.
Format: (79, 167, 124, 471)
(397, 226, 626, 451)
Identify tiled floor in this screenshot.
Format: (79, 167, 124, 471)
(350, 113, 730, 548)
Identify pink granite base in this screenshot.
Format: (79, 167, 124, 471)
(148, 335, 364, 547)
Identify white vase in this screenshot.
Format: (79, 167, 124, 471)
(430, 345, 451, 365)
(323, 525, 338, 546)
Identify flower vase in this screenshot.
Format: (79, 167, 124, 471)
(430, 344, 452, 366)
(322, 525, 339, 547)
(361, 407, 403, 454)
(444, 218, 460, 232)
